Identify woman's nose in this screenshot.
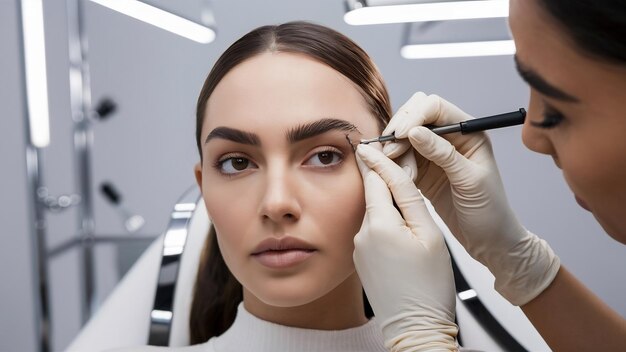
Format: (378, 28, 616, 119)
(521, 97, 556, 156)
(258, 171, 301, 224)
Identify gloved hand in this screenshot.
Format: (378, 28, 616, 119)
(381, 92, 560, 306)
(354, 143, 458, 352)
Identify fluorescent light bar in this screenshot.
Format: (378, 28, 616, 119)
(90, 0, 216, 44)
(458, 289, 478, 301)
(401, 40, 515, 59)
(345, 0, 509, 25)
(150, 309, 173, 323)
(21, 0, 50, 148)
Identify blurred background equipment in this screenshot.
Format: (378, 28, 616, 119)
(5, 1, 624, 352)
(18, 1, 215, 351)
(100, 182, 145, 233)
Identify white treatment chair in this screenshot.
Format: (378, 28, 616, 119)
(66, 186, 205, 350)
(67, 186, 549, 351)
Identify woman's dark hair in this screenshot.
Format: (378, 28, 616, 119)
(539, 0, 626, 64)
(195, 21, 390, 158)
(190, 21, 389, 344)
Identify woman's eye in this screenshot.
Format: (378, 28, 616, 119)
(217, 156, 256, 175)
(304, 149, 343, 167)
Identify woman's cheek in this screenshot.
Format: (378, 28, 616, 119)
(314, 167, 366, 237)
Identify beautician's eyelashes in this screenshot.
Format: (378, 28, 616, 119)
(303, 147, 344, 168)
(532, 105, 564, 129)
(214, 153, 257, 176)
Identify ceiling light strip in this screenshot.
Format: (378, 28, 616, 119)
(21, 0, 51, 148)
(345, 0, 509, 25)
(90, 0, 215, 44)
(401, 40, 516, 59)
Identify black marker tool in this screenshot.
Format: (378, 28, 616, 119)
(360, 108, 526, 144)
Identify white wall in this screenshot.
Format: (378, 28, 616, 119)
(1, 0, 624, 351)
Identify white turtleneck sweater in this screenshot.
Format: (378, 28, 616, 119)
(112, 303, 387, 352)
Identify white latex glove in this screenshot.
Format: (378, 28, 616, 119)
(382, 92, 560, 306)
(354, 143, 458, 352)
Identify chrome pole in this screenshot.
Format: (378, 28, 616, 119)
(17, 0, 52, 349)
(66, 0, 97, 323)
(25, 149, 51, 352)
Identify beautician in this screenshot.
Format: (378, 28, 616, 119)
(353, 0, 626, 350)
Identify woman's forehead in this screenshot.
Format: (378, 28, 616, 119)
(203, 52, 380, 137)
(208, 52, 367, 111)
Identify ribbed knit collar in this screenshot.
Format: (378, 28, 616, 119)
(210, 303, 386, 352)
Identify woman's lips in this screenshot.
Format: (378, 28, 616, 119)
(251, 236, 317, 269)
(252, 249, 316, 269)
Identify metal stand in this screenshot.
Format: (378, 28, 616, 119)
(20, 1, 213, 350)
(18, 1, 142, 350)
(17, 0, 52, 350)
(66, 0, 97, 323)
(24, 148, 52, 352)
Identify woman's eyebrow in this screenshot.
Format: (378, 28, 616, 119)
(287, 118, 360, 143)
(514, 55, 579, 103)
(204, 118, 360, 146)
(205, 127, 261, 145)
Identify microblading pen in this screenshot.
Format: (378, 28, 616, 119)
(360, 108, 526, 145)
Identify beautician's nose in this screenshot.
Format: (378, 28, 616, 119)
(521, 96, 557, 156)
(258, 169, 302, 224)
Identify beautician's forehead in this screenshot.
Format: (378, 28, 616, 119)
(202, 51, 380, 139)
(509, 0, 582, 96)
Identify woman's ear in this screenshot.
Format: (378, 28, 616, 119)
(194, 162, 213, 223)
(194, 162, 203, 190)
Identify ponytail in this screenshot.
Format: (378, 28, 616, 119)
(189, 225, 242, 343)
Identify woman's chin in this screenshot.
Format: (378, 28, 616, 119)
(257, 294, 318, 308)
(573, 194, 626, 244)
(593, 213, 626, 245)
(572, 194, 625, 243)
(248, 282, 328, 308)
(574, 194, 590, 211)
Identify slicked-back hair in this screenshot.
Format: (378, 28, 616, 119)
(191, 22, 387, 343)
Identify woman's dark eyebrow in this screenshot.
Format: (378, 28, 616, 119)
(514, 55, 580, 103)
(204, 118, 360, 146)
(205, 127, 261, 145)
(287, 118, 359, 143)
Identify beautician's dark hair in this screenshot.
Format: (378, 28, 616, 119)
(539, 0, 626, 64)
(190, 21, 388, 343)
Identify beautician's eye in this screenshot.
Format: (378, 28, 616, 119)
(304, 148, 344, 167)
(532, 105, 564, 129)
(215, 155, 257, 175)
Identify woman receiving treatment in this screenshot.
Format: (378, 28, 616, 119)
(189, 21, 388, 350)
(115, 21, 460, 351)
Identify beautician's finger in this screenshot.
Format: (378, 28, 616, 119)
(381, 92, 443, 158)
(408, 126, 475, 184)
(392, 148, 418, 182)
(357, 144, 440, 237)
(382, 92, 439, 138)
(356, 142, 384, 177)
(382, 92, 477, 142)
(361, 168, 407, 227)
(382, 139, 410, 159)
(358, 144, 417, 201)
(390, 93, 470, 137)
(382, 92, 429, 137)
(357, 148, 407, 225)
(355, 151, 370, 178)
